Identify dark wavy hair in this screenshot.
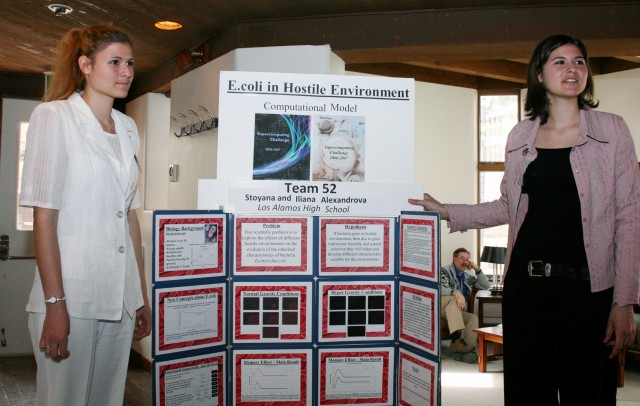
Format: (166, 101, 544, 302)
(524, 34, 598, 124)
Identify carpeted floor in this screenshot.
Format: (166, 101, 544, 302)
(440, 341, 640, 405)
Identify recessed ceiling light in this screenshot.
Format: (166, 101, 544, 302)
(155, 21, 182, 30)
(47, 4, 73, 16)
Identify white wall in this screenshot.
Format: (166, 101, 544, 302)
(594, 68, 640, 156)
(413, 81, 478, 262)
(126, 93, 171, 359)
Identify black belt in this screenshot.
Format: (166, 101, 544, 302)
(527, 260, 590, 280)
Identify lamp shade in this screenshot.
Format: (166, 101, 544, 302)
(480, 246, 506, 264)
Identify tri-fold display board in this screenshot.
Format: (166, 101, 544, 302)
(151, 210, 441, 406)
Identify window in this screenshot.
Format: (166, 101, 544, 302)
(17, 121, 33, 230)
(478, 93, 520, 264)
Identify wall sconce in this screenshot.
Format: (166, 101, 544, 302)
(480, 246, 507, 295)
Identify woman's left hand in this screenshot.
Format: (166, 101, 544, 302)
(604, 303, 637, 359)
(133, 303, 152, 341)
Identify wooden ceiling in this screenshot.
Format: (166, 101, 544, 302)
(1, 0, 639, 100)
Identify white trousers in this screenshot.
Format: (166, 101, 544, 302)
(28, 309, 135, 406)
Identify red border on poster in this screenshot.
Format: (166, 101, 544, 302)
(234, 284, 308, 341)
(320, 283, 392, 340)
(319, 218, 390, 273)
(398, 284, 436, 352)
(158, 285, 225, 352)
(318, 350, 390, 405)
(158, 354, 225, 406)
(398, 350, 436, 406)
(399, 217, 436, 279)
(234, 352, 308, 406)
(157, 216, 225, 279)
(235, 217, 309, 273)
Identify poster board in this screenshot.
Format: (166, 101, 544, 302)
(216, 71, 415, 183)
(151, 69, 441, 406)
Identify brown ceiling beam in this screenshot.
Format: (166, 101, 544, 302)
(215, 3, 640, 61)
(130, 2, 640, 98)
(0, 72, 43, 100)
(590, 57, 640, 75)
(346, 63, 523, 90)
(346, 63, 479, 89)
(407, 60, 527, 84)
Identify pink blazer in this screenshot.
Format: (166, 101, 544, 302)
(446, 108, 640, 306)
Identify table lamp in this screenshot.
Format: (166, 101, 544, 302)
(480, 246, 507, 295)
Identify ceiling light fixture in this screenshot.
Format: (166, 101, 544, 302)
(47, 4, 73, 16)
(155, 21, 182, 30)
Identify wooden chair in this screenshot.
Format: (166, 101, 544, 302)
(441, 288, 478, 341)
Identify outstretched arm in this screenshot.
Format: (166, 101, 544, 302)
(408, 193, 449, 220)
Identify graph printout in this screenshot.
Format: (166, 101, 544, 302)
(155, 352, 225, 406)
(233, 282, 312, 343)
(155, 284, 226, 355)
(234, 216, 312, 275)
(154, 212, 226, 282)
(319, 217, 394, 276)
(398, 282, 438, 355)
(399, 213, 438, 282)
(398, 349, 438, 406)
(318, 347, 394, 405)
(233, 350, 311, 405)
(319, 281, 394, 342)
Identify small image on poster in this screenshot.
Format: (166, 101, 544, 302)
(399, 214, 439, 282)
(319, 281, 394, 342)
(234, 216, 312, 275)
(233, 350, 311, 405)
(155, 352, 225, 406)
(398, 282, 438, 355)
(319, 217, 394, 275)
(398, 349, 438, 406)
(318, 347, 394, 405)
(312, 115, 365, 182)
(154, 284, 226, 355)
(253, 113, 311, 181)
(154, 212, 226, 282)
(232, 282, 311, 343)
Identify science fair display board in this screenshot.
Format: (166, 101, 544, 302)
(150, 70, 442, 405)
(151, 210, 441, 406)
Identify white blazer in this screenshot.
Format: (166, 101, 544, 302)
(20, 93, 143, 320)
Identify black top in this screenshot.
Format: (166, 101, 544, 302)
(510, 148, 588, 267)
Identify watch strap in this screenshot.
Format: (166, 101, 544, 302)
(44, 296, 66, 304)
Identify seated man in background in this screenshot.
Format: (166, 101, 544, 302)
(441, 247, 490, 363)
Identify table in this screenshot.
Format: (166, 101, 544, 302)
(473, 325, 503, 372)
(475, 290, 502, 327)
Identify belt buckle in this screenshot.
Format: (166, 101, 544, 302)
(528, 260, 551, 277)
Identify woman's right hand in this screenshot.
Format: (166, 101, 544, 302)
(408, 193, 450, 220)
(40, 304, 71, 362)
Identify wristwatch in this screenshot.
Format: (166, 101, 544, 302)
(44, 296, 66, 304)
